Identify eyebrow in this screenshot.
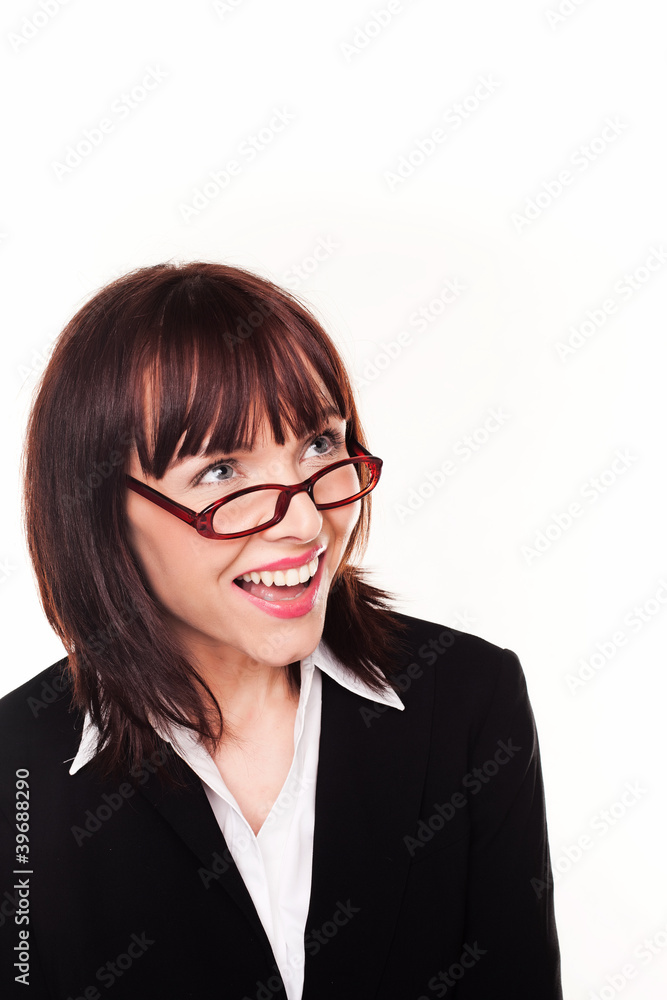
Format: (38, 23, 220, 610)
(166, 409, 346, 470)
(308, 406, 344, 426)
(229, 410, 346, 454)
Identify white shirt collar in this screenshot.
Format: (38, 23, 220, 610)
(68, 640, 403, 775)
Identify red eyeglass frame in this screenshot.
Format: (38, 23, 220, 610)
(125, 440, 382, 539)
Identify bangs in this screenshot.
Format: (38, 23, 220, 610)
(130, 272, 354, 478)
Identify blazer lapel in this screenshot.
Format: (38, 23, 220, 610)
(303, 670, 434, 997)
(137, 746, 276, 961)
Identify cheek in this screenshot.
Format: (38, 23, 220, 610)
(325, 501, 361, 557)
(127, 523, 191, 602)
(125, 497, 239, 595)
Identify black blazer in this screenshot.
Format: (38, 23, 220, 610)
(0, 615, 562, 999)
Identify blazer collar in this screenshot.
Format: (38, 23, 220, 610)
(67, 640, 403, 775)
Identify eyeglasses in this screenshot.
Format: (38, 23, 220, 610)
(125, 441, 382, 539)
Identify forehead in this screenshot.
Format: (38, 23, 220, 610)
(134, 358, 347, 478)
(128, 292, 353, 479)
(175, 404, 346, 461)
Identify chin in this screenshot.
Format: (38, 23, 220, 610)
(252, 617, 325, 668)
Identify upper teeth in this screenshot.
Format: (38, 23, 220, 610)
(241, 556, 319, 588)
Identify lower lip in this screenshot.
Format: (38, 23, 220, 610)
(231, 554, 326, 619)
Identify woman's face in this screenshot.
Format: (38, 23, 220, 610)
(125, 413, 360, 674)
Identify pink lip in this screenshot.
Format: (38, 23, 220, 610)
(232, 551, 326, 620)
(236, 544, 326, 578)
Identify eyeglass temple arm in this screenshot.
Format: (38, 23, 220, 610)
(350, 439, 372, 458)
(125, 476, 198, 525)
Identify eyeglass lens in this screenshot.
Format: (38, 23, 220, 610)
(211, 460, 372, 535)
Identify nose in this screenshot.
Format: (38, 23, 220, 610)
(262, 485, 322, 543)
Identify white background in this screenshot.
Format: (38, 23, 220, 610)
(2, 1, 666, 996)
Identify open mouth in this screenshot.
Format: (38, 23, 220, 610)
(233, 554, 320, 603)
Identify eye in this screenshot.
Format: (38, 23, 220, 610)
(305, 429, 345, 459)
(197, 461, 237, 486)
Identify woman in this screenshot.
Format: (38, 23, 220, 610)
(0, 262, 562, 998)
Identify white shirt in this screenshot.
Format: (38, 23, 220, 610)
(69, 642, 404, 1000)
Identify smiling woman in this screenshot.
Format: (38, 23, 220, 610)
(0, 262, 562, 999)
(21, 264, 397, 773)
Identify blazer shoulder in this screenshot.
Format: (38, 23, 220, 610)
(0, 658, 78, 759)
(393, 610, 519, 670)
(391, 611, 527, 707)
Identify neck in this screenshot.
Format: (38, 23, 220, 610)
(186, 643, 300, 727)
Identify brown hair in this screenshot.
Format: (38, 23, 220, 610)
(24, 261, 403, 777)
